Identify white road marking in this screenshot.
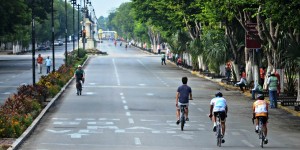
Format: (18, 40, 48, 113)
(124, 105, 128, 110)
(197, 108, 204, 112)
(69, 133, 86, 139)
(166, 131, 176, 134)
(146, 93, 154, 96)
(115, 129, 125, 133)
(120, 93, 123, 96)
(1, 92, 11, 94)
(53, 122, 63, 125)
(127, 126, 153, 130)
(152, 131, 161, 134)
(46, 129, 71, 133)
(138, 83, 146, 86)
(241, 140, 255, 147)
(112, 59, 120, 86)
(134, 137, 141, 145)
(87, 126, 98, 130)
(87, 122, 97, 125)
(85, 92, 94, 95)
(140, 119, 157, 122)
(231, 131, 241, 136)
(126, 112, 131, 116)
(128, 118, 134, 124)
(121, 96, 125, 99)
(122, 100, 127, 104)
(191, 102, 196, 105)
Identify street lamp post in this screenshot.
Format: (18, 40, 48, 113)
(71, 0, 76, 57)
(31, 0, 36, 86)
(52, 0, 55, 72)
(77, 4, 80, 51)
(65, 0, 68, 66)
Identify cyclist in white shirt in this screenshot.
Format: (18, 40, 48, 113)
(209, 92, 228, 143)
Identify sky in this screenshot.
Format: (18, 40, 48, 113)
(86, 0, 131, 18)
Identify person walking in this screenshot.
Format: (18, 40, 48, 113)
(161, 53, 166, 65)
(267, 71, 279, 108)
(175, 77, 193, 125)
(36, 54, 43, 74)
(45, 56, 52, 74)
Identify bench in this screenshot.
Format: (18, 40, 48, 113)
(262, 90, 269, 97)
(295, 104, 300, 111)
(279, 96, 297, 106)
(211, 74, 225, 79)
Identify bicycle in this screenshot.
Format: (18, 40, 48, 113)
(179, 105, 187, 131)
(215, 112, 223, 147)
(253, 117, 266, 148)
(76, 78, 84, 96)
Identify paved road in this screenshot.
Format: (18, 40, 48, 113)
(18, 40, 300, 150)
(0, 43, 75, 104)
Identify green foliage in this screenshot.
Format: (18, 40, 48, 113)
(201, 29, 229, 73)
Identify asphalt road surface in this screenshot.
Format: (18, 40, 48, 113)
(0, 43, 75, 104)
(18, 40, 300, 150)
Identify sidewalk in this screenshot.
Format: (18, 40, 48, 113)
(166, 59, 300, 117)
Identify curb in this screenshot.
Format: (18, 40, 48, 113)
(8, 56, 90, 150)
(166, 59, 300, 117)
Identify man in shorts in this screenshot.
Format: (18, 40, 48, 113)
(253, 94, 269, 144)
(176, 77, 192, 124)
(209, 92, 228, 143)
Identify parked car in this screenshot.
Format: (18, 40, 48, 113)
(37, 45, 50, 51)
(53, 40, 63, 46)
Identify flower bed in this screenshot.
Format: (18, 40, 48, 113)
(0, 52, 87, 142)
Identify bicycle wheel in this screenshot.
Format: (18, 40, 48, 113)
(180, 106, 185, 131)
(259, 119, 264, 148)
(217, 124, 222, 147)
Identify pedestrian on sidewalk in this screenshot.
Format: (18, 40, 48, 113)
(225, 62, 231, 81)
(45, 56, 52, 74)
(235, 75, 247, 93)
(161, 53, 166, 65)
(251, 80, 263, 100)
(267, 71, 279, 108)
(36, 54, 43, 74)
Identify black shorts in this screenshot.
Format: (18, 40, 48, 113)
(255, 116, 268, 124)
(214, 111, 226, 121)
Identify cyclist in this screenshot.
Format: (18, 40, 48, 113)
(252, 94, 269, 144)
(74, 65, 85, 95)
(209, 92, 228, 143)
(176, 77, 193, 125)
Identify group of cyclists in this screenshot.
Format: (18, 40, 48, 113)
(74, 65, 269, 145)
(175, 77, 269, 145)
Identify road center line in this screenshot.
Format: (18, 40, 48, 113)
(126, 112, 131, 116)
(112, 59, 120, 86)
(124, 105, 128, 110)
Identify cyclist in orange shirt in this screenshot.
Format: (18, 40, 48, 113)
(252, 94, 269, 144)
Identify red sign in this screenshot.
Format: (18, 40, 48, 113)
(245, 23, 261, 49)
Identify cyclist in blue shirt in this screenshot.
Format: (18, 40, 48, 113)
(209, 92, 228, 143)
(175, 77, 193, 125)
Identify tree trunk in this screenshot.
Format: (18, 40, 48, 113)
(298, 71, 300, 101)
